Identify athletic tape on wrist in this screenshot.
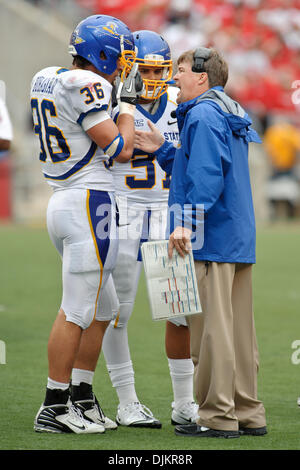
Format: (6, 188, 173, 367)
(119, 101, 136, 117)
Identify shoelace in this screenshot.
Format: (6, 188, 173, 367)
(124, 402, 154, 418)
(172, 401, 198, 418)
(94, 396, 106, 420)
(182, 402, 198, 418)
(139, 404, 154, 418)
(73, 396, 106, 422)
(69, 404, 87, 426)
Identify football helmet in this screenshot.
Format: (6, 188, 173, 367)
(133, 30, 173, 100)
(69, 15, 135, 77)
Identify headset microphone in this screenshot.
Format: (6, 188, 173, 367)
(192, 47, 211, 73)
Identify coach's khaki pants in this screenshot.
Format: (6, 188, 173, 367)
(186, 262, 266, 431)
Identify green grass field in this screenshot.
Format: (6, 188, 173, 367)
(0, 222, 299, 452)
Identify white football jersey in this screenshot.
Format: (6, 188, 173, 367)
(111, 86, 179, 206)
(30, 66, 114, 191)
(0, 97, 13, 141)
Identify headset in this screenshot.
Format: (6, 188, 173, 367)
(170, 47, 212, 118)
(192, 47, 211, 73)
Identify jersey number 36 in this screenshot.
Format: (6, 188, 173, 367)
(31, 98, 71, 163)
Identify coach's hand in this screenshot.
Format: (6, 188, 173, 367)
(168, 226, 192, 259)
(135, 120, 165, 153)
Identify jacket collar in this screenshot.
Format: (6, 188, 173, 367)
(176, 87, 224, 130)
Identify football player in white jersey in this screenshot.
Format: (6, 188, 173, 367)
(30, 14, 143, 434)
(73, 30, 199, 428)
(0, 86, 13, 152)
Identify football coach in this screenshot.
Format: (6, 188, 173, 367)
(167, 47, 267, 439)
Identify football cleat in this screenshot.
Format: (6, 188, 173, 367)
(171, 401, 199, 425)
(70, 382, 117, 430)
(116, 402, 162, 428)
(74, 395, 117, 430)
(34, 400, 105, 434)
(297, 396, 300, 407)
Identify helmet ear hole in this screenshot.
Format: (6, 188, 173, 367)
(100, 51, 107, 60)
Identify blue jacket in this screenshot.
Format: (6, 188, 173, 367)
(157, 86, 261, 263)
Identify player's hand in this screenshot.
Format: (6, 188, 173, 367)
(168, 226, 192, 259)
(118, 63, 144, 106)
(135, 120, 165, 152)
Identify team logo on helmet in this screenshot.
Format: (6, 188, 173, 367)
(102, 22, 120, 37)
(74, 36, 85, 44)
(70, 29, 85, 45)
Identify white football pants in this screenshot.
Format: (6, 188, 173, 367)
(47, 188, 119, 330)
(104, 198, 187, 331)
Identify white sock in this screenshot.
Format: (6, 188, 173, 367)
(107, 361, 138, 406)
(168, 358, 195, 408)
(102, 322, 139, 406)
(71, 368, 94, 386)
(102, 323, 132, 364)
(47, 378, 69, 391)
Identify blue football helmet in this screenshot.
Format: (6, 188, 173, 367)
(69, 15, 136, 77)
(133, 30, 173, 100)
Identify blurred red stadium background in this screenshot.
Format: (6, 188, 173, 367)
(76, 0, 300, 125)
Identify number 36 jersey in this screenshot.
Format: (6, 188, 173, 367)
(30, 66, 114, 191)
(111, 86, 179, 206)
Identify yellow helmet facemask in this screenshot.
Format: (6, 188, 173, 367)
(119, 35, 137, 81)
(135, 55, 173, 100)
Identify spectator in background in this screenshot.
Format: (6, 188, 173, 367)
(162, 0, 207, 60)
(72, 1, 300, 120)
(77, 0, 170, 31)
(264, 120, 300, 177)
(264, 119, 300, 218)
(169, 0, 300, 119)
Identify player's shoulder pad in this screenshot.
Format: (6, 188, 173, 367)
(31, 66, 61, 82)
(59, 69, 112, 92)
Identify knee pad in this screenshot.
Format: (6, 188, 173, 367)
(113, 249, 141, 298)
(95, 275, 120, 323)
(110, 301, 134, 329)
(64, 307, 94, 330)
(62, 243, 117, 329)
